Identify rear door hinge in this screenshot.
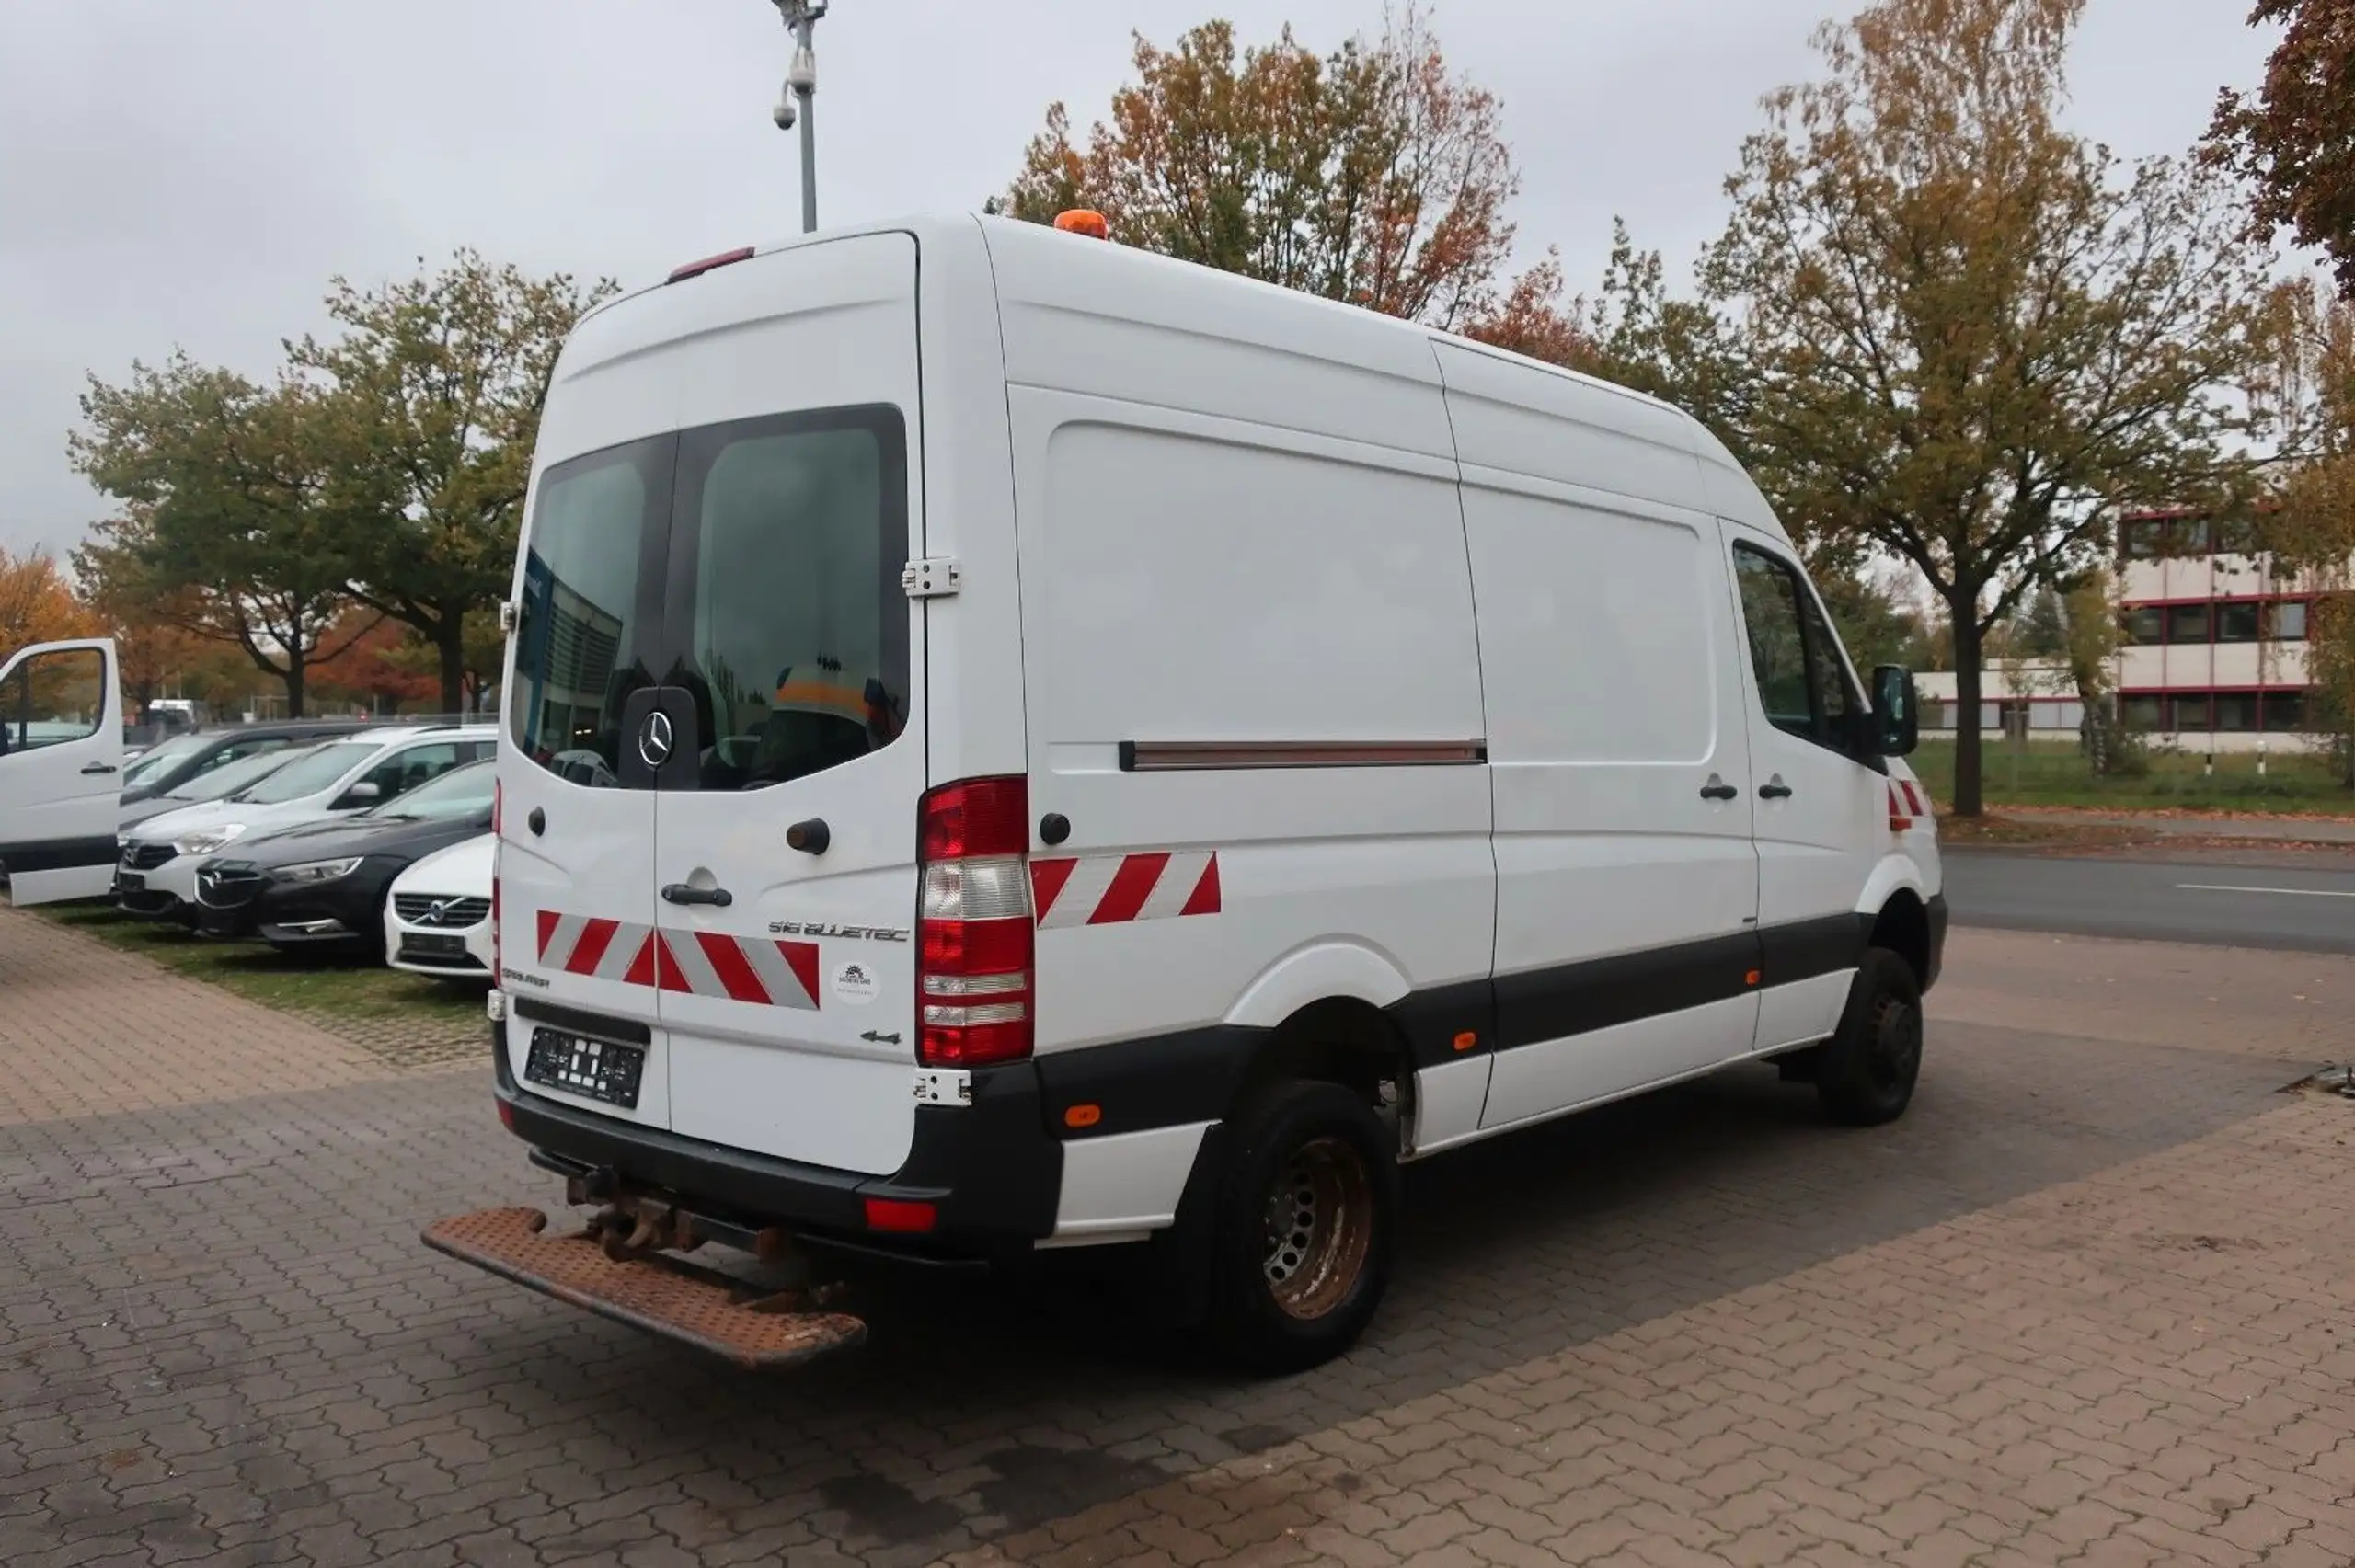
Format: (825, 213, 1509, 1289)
(498, 601, 521, 635)
(901, 557, 962, 599)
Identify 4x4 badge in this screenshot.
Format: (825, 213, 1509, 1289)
(638, 711, 674, 769)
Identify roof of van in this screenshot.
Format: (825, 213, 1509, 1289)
(610, 214, 1790, 549)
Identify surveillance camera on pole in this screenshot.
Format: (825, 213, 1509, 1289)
(768, 0, 829, 234)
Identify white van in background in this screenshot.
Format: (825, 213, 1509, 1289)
(0, 638, 123, 904)
(447, 213, 1946, 1373)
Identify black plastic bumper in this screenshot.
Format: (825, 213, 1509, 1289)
(491, 1016, 1064, 1255)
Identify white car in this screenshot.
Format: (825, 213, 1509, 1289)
(119, 725, 496, 919)
(383, 831, 494, 979)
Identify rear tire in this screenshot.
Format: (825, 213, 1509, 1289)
(1816, 947, 1924, 1127)
(1205, 1081, 1396, 1375)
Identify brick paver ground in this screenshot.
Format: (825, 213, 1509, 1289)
(3, 907, 2352, 1567)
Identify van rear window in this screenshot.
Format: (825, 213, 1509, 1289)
(508, 409, 908, 792)
(670, 409, 910, 792)
(510, 438, 671, 787)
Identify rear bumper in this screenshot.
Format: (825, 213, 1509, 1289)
(491, 1019, 1064, 1256)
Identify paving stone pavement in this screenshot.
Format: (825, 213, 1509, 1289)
(3, 907, 2352, 1567)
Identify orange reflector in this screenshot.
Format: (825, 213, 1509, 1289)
(1745, 969, 1762, 987)
(863, 1197, 936, 1234)
(1053, 208, 1111, 240)
(1063, 1104, 1102, 1129)
(1453, 1031, 1478, 1053)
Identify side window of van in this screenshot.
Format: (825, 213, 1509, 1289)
(0, 647, 104, 755)
(1732, 544, 1859, 750)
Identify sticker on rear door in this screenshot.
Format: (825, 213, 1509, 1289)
(831, 959, 880, 1006)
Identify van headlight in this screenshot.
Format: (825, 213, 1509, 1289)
(174, 825, 247, 856)
(276, 857, 363, 885)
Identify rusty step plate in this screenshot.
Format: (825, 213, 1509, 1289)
(423, 1207, 866, 1369)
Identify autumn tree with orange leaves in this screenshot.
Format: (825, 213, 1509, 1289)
(999, 6, 1583, 360)
(0, 546, 94, 653)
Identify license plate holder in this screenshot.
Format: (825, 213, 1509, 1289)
(524, 1027, 646, 1110)
(404, 933, 467, 958)
(116, 871, 144, 892)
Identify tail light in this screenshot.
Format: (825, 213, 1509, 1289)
(917, 777, 1032, 1067)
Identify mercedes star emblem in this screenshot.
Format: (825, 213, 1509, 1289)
(638, 710, 674, 769)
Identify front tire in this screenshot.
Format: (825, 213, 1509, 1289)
(1816, 947, 1924, 1127)
(1205, 1081, 1396, 1375)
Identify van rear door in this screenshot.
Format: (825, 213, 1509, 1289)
(500, 435, 677, 1131)
(650, 235, 928, 1178)
(0, 637, 123, 904)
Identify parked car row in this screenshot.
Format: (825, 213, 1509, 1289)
(109, 723, 498, 977)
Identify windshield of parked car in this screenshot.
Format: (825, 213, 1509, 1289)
(236, 740, 381, 804)
(166, 743, 320, 804)
(121, 732, 209, 787)
(365, 758, 493, 821)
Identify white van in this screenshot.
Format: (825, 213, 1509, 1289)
(453, 214, 1946, 1373)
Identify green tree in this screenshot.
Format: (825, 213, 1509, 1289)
(1683, 0, 2271, 815)
(1001, 6, 1545, 335)
(293, 252, 615, 714)
(2255, 279, 2355, 781)
(2206, 1, 2355, 301)
(71, 357, 375, 717)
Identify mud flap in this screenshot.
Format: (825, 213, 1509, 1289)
(423, 1207, 867, 1369)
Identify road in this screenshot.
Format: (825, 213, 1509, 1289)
(1944, 850, 2355, 952)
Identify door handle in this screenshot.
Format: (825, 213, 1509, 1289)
(661, 883, 734, 908)
(1698, 775, 1738, 801)
(81, 762, 118, 775)
(1759, 776, 1794, 800)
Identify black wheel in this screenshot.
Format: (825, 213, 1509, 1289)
(1816, 947, 1924, 1127)
(1205, 1081, 1396, 1375)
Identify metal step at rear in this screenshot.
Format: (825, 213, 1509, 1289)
(422, 1207, 867, 1369)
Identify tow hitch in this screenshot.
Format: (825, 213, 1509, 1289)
(423, 1192, 865, 1369)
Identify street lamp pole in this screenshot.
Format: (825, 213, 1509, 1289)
(769, 0, 828, 234)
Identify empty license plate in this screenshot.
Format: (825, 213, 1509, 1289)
(115, 872, 144, 892)
(403, 933, 466, 957)
(524, 1027, 645, 1110)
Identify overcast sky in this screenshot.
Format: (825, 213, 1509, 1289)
(0, 0, 2279, 561)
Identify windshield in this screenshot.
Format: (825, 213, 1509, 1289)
(122, 732, 208, 786)
(167, 743, 317, 804)
(367, 758, 494, 820)
(237, 740, 381, 805)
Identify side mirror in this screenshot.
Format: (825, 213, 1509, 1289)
(1871, 666, 1920, 758)
(337, 781, 382, 808)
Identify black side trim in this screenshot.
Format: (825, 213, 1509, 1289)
(1387, 977, 1499, 1070)
(1034, 1024, 1260, 1139)
(511, 995, 654, 1047)
(1495, 931, 1762, 1050)
(0, 836, 117, 875)
(1758, 914, 1869, 988)
(1924, 894, 1948, 992)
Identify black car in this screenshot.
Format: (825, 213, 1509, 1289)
(191, 760, 494, 952)
(120, 720, 374, 807)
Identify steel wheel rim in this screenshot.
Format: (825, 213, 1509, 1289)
(1867, 995, 1922, 1096)
(1260, 1135, 1373, 1322)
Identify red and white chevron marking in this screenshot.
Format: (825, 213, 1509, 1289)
(534, 911, 821, 1009)
(1886, 778, 1926, 831)
(1029, 852, 1221, 930)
